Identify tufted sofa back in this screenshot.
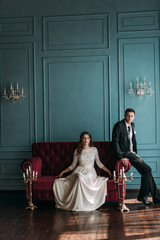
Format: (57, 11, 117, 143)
(32, 141, 117, 176)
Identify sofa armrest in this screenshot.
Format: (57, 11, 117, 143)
(21, 157, 42, 177)
(115, 160, 131, 175)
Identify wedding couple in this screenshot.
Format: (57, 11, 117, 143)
(53, 108, 160, 211)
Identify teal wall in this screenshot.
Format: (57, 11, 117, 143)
(0, 0, 160, 190)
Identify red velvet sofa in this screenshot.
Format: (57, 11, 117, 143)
(21, 141, 131, 206)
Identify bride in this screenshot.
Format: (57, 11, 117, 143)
(53, 131, 111, 211)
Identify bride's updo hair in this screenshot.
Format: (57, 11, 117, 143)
(77, 131, 94, 155)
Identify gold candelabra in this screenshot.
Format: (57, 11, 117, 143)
(113, 168, 133, 213)
(23, 165, 38, 210)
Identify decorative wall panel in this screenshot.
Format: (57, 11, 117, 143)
(0, 17, 34, 37)
(43, 14, 109, 50)
(127, 158, 160, 189)
(118, 11, 160, 32)
(118, 38, 159, 149)
(0, 43, 35, 151)
(0, 158, 25, 190)
(2, 159, 22, 174)
(43, 56, 109, 141)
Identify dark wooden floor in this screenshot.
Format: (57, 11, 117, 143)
(1, 191, 160, 240)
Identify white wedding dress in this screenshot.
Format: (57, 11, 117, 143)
(53, 147, 108, 211)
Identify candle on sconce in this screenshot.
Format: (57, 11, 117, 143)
(136, 77, 139, 88)
(3, 88, 6, 96)
(120, 169, 122, 175)
(130, 172, 133, 177)
(16, 83, 19, 92)
(140, 82, 142, 89)
(122, 167, 124, 172)
(33, 171, 35, 177)
(26, 169, 29, 175)
(23, 173, 25, 178)
(36, 171, 38, 177)
(113, 171, 116, 177)
(143, 77, 146, 89)
(130, 82, 132, 90)
(29, 166, 31, 172)
(21, 87, 24, 95)
(143, 77, 146, 85)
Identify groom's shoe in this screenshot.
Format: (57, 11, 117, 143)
(137, 196, 154, 206)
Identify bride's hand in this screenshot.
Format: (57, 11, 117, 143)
(107, 170, 112, 179)
(56, 171, 63, 178)
(59, 171, 64, 178)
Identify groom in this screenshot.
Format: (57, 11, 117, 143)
(112, 108, 160, 206)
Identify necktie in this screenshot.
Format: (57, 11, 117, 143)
(128, 126, 130, 134)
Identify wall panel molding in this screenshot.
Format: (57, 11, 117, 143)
(43, 14, 109, 51)
(1, 159, 22, 175)
(0, 157, 25, 190)
(118, 11, 160, 32)
(43, 56, 110, 141)
(118, 38, 159, 150)
(0, 17, 34, 37)
(0, 42, 36, 151)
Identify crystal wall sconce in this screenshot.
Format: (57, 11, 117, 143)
(128, 77, 154, 97)
(2, 83, 25, 103)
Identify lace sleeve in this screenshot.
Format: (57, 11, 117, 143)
(68, 149, 78, 171)
(94, 147, 104, 169)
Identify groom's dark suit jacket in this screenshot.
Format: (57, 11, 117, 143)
(112, 119, 137, 160)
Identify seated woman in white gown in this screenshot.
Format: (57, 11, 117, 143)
(53, 131, 112, 211)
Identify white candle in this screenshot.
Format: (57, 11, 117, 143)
(136, 78, 139, 88)
(140, 82, 142, 89)
(29, 166, 31, 172)
(130, 82, 132, 89)
(122, 167, 124, 172)
(113, 171, 116, 176)
(23, 173, 25, 178)
(120, 169, 122, 175)
(26, 169, 29, 175)
(36, 171, 38, 177)
(10, 83, 13, 90)
(143, 77, 146, 85)
(33, 171, 35, 177)
(4, 88, 6, 95)
(130, 172, 133, 176)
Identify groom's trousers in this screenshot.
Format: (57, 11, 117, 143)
(124, 152, 160, 200)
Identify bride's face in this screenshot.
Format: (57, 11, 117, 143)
(81, 134, 90, 146)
